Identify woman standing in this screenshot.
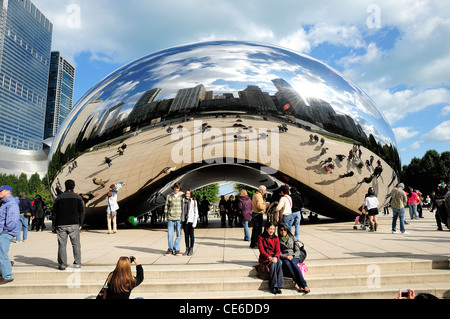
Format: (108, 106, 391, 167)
(278, 224, 310, 294)
(238, 190, 252, 241)
(106, 182, 124, 234)
(365, 187, 380, 231)
(258, 221, 284, 294)
(105, 256, 144, 299)
(33, 195, 47, 231)
(407, 187, 419, 220)
(181, 189, 199, 256)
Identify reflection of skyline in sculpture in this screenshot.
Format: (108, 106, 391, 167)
(48, 41, 401, 225)
(52, 41, 397, 157)
(91, 77, 369, 145)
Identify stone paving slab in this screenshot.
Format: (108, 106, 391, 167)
(9, 211, 450, 270)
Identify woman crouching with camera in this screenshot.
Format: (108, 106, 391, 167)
(105, 256, 144, 299)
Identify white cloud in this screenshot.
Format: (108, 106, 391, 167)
(401, 140, 423, 152)
(441, 106, 450, 116)
(393, 127, 419, 142)
(362, 86, 450, 125)
(423, 121, 450, 143)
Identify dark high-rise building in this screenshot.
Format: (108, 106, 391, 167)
(45, 51, 75, 139)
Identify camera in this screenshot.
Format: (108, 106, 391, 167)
(401, 289, 409, 298)
(130, 256, 135, 263)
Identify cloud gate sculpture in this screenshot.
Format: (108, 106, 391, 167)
(48, 41, 400, 225)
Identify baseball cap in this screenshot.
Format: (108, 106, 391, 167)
(0, 185, 13, 192)
(397, 183, 405, 189)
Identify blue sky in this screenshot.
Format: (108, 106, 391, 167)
(34, 0, 450, 167)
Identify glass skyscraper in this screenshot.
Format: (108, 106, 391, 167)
(0, 0, 52, 151)
(45, 51, 75, 139)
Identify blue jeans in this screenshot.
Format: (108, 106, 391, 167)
(291, 211, 301, 240)
(282, 214, 293, 231)
(242, 220, 251, 241)
(282, 257, 307, 288)
(167, 220, 182, 252)
(408, 203, 418, 219)
(0, 233, 14, 280)
(269, 259, 284, 289)
(392, 207, 406, 233)
(16, 215, 29, 241)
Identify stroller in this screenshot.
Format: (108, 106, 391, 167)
(353, 212, 370, 230)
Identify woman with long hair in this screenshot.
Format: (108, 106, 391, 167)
(238, 189, 252, 242)
(278, 223, 310, 294)
(105, 256, 144, 299)
(258, 221, 284, 294)
(181, 189, 199, 256)
(365, 187, 380, 231)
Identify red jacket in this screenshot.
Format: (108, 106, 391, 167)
(258, 233, 281, 263)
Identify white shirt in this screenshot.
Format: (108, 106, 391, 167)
(106, 183, 123, 214)
(365, 196, 379, 210)
(276, 195, 292, 215)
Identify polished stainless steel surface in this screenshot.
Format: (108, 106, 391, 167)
(49, 41, 399, 225)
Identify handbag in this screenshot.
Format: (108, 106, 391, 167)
(96, 278, 109, 299)
(296, 240, 307, 263)
(255, 261, 271, 280)
(297, 263, 308, 276)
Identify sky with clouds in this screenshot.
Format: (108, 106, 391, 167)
(33, 0, 450, 166)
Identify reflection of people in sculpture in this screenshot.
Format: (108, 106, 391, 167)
(325, 162, 335, 173)
(79, 192, 99, 205)
(339, 171, 354, 178)
(105, 157, 112, 167)
(357, 176, 373, 185)
(373, 164, 383, 178)
(162, 167, 176, 174)
(93, 178, 109, 188)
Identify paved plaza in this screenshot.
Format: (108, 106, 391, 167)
(10, 210, 449, 269)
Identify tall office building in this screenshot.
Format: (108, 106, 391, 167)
(45, 51, 75, 139)
(0, 0, 53, 176)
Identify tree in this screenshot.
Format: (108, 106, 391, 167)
(28, 173, 42, 195)
(233, 183, 259, 198)
(192, 184, 220, 204)
(401, 149, 450, 196)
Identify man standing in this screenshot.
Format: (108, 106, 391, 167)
(164, 182, 184, 256)
(445, 187, 450, 231)
(250, 185, 268, 248)
(52, 180, 85, 270)
(390, 183, 408, 234)
(17, 192, 34, 243)
(0, 185, 20, 285)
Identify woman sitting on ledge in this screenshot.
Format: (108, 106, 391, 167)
(258, 221, 284, 295)
(278, 223, 310, 294)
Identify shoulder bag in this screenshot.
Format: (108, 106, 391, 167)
(96, 278, 109, 299)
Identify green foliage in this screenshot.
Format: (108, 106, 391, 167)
(233, 183, 259, 198)
(192, 183, 220, 204)
(0, 172, 53, 209)
(400, 150, 450, 196)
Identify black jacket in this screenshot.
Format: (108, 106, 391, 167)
(291, 192, 304, 212)
(53, 190, 85, 227)
(19, 198, 34, 216)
